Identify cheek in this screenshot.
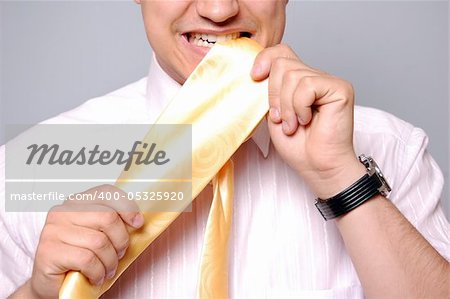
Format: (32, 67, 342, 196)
(247, 0, 286, 44)
(141, 3, 178, 59)
(141, 1, 185, 36)
(142, 4, 169, 35)
(263, 2, 286, 43)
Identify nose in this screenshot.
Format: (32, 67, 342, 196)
(196, 0, 239, 23)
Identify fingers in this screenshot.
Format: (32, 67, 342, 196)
(280, 71, 319, 135)
(36, 239, 106, 286)
(42, 208, 130, 287)
(74, 209, 131, 258)
(31, 184, 146, 297)
(64, 184, 144, 229)
(251, 44, 354, 136)
(250, 44, 321, 132)
(251, 45, 305, 124)
(268, 64, 321, 135)
(47, 223, 121, 280)
(268, 57, 298, 123)
(251, 44, 302, 80)
(72, 246, 106, 286)
(46, 184, 145, 279)
(58, 243, 107, 286)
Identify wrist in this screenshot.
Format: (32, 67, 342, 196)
(305, 157, 367, 199)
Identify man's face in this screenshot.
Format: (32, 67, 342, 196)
(138, 0, 288, 84)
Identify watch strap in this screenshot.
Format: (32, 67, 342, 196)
(315, 172, 383, 220)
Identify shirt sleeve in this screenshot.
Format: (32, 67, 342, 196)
(389, 127, 449, 260)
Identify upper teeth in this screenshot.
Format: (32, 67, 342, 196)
(189, 32, 240, 48)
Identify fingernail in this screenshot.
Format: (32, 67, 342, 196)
(298, 116, 305, 125)
(132, 213, 144, 228)
(269, 108, 280, 121)
(107, 268, 117, 279)
(282, 120, 290, 133)
(118, 248, 126, 259)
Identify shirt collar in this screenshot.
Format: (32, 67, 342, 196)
(145, 53, 182, 123)
(146, 53, 270, 158)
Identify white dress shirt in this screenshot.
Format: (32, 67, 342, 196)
(1, 55, 449, 298)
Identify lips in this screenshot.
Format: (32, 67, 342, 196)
(184, 32, 252, 48)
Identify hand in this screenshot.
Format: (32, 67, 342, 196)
(251, 44, 366, 198)
(27, 184, 144, 298)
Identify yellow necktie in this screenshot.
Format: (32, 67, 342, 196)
(59, 38, 269, 299)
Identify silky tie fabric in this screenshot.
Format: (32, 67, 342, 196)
(59, 38, 269, 299)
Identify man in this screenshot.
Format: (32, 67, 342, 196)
(4, 0, 449, 298)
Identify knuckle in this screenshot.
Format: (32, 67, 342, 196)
(48, 204, 62, 213)
(121, 199, 139, 213)
(98, 183, 115, 191)
(277, 43, 293, 52)
(46, 206, 64, 222)
(102, 184, 124, 195)
(90, 232, 110, 251)
(78, 250, 98, 269)
(343, 80, 355, 96)
(40, 224, 56, 242)
(300, 75, 315, 87)
(100, 211, 121, 227)
(46, 214, 58, 224)
(84, 266, 104, 285)
(273, 57, 289, 70)
(94, 184, 117, 196)
(340, 95, 352, 107)
(117, 236, 130, 253)
(90, 273, 104, 285)
(335, 79, 354, 102)
(283, 70, 298, 85)
(97, 184, 112, 195)
(293, 99, 308, 114)
(277, 43, 299, 59)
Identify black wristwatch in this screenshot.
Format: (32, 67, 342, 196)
(315, 154, 391, 221)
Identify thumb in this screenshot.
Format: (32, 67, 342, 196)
(251, 51, 271, 81)
(119, 210, 144, 229)
(90, 184, 145, 229)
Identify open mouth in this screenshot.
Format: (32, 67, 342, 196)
(184, 32, 252, 48)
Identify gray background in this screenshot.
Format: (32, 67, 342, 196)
(1, 1, 448, 216)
